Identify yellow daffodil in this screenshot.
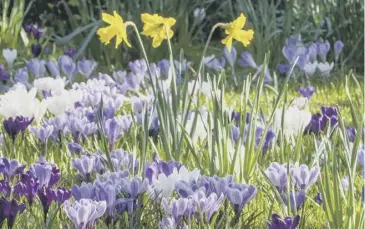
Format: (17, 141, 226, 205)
(141, 13, 176, 48)
(97, 11, 131, 48)
(221, 13, 254, 52)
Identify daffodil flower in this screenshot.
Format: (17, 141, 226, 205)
(141, 13, 176, 48)
(222, 13, 254, 52)
(97, 11, 131, 48)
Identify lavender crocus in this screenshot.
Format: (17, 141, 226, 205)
(226, 183, 257, 214)
(189, 189, 225, 222)
(27, 58, 46, 78)
(238, 52, 257, 68)
(346, 126, 356, 142)
(290, 164, 319, 191)
(14, 67, 31, 89)
(77, 59, 98, 79)
(30, 125, 54, 144)
(13, 173, 39, 205)
(71, 182, 95, 201)
(63, 199, 107, 229)
(316, 40, 331, 62)
(104, 118, 122, 150)
(72, 155, 95, 181)
(297, 86, 315, 99)
(68, 142, 84, 154)
(224, 46, 237, 68)
(0, 158, 25, 180)
(281, 191, 306, 213)
(0, 180, 11, 196)
(265, 163, 288, 193)
(334, 40, 344, 62)
(0, 198, 26, 229)
(46, 61, 60, 77)
(267, 214, 300, 229)
(203, 55, 226, 73)
(59, 55, 77, 82)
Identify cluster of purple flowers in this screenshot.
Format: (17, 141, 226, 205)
(265, 162, 320, 213)
(24, 24, 45, 58)
(278, 34, 344, 77)
(231, 111, 276, 153)
(0, 156, 70, 227)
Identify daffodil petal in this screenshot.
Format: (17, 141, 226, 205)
(234, 13, 247, 29)
(235, 29, 254, 46)
(101, 13, 114, 24)
(152, 35, 163, 48)
(222, 36, 233, 52)
(163, 18, 176, 27)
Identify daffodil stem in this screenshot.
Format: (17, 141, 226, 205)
(197, 23, 226, 80)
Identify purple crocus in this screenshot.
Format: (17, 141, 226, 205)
(189, 189, 225, 222)
(27, 58, 46, 78)
(77, 59, 98, 79)
(267, 214, 300, 229)
(203, 55, 226, 73)
(3, 116, 34, 141)
(224, 46, 237, 68)
(346, 126, 356, 142)
(0, 197, 26, 229)
(297, 86, 315, 99)
(24, 24, 32, 34)
(226, 183, 257, 214)
(334, 40, 344, 62)
(13, 173, 39, 205)
(38, 186, 58, 222)
(357, 145, 365, 170)
(0, 180, 11, 196)
(64, 48, 77, 58)
(31, 43, 42, 58)
(31, 25, 44, 40)
(0, 158, 25, 181)
(314, 192, 323, 205)
(238, 52, 257, 68)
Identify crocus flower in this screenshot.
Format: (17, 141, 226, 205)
(189, 189, 225, 222)
(334, 40, 344, 62)
(221, 13, 254, 51)
(203, 55, 226, 73)
(141, 13, 176, 48)
(226, 183, 257, 213)
(317, 62, 334, 77)
(0, 180, 11, 196)
(193, 8, 206, 23)
(2, 49, 17, 66)
(46, 61, 60, 77)
(224, 46, 237, 68)
(13, 173, 39, 205)
(0, 158, 25, 180)
(265, 162, 288, 193)
(72, 155, 95, 181)
(63, 199, 107, 229)
(64, 48, 77, 57)
(24, 24, 32, 33)
(58, 55, 77, 82)
(3, 116, 34, 141)
(297, 86, 315, 99)
(68, 142, 84, 154)
(0, 197, 26, 229)
(31, 44, 42, 58)
(97, 11, 131, 48)
(30, 125, 54, 144)
(314, 192, 323, 205)
(27, 58, 46, 78)
(119, 177, 149, 199)
(316, 40, 331, 62)
(31, 25, 44, 40)
(238, 51, 257, 68)
(290, 164, 320, 191)
(357, 145, 365, 168)
(281, 191, 306, 213)
(14, 67, 32, 89)
(71, 182, 95, 201)
(267, 214, 300, 229)
(277, 64, 291, 74)
(77, 59, 98, 79)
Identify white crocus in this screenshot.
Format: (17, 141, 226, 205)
(152, 166, 200, 198)
(0, 84, 47, 123)
(2, 48, 17, 66)
(273, 98, 311, 139)
(45, 89, 83, 115)
(33, 77, 66, 96)
(303, 61, 318, 76)
(317, 62, 334, 77)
